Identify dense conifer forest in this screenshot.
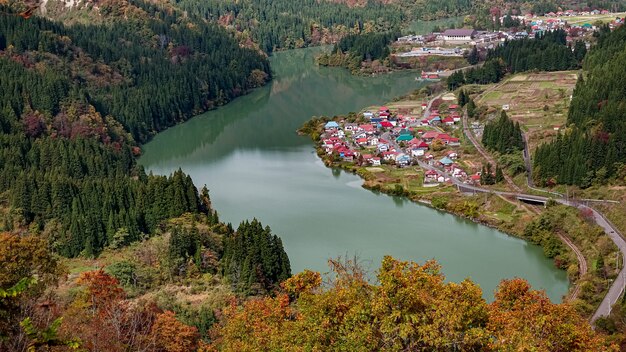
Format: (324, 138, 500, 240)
(482, 111, 524, 154)
(0, 5, 270, 142)
(0, 5, 273, 256)
(533, 25, 626, 187)
(316, 31, 400, 72)
(171, 0, 471, 52)
(488, 29, 582, 73)
(447, 30, 583, 90)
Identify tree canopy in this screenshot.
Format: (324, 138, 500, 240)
(534, 25, 626, 187)
(210, 256, 615, 351)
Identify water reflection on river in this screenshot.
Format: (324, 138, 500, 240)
(140, 47, 568, 301)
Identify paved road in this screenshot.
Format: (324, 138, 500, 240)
(589, 208, 626, 322)
(453, 174, 626, 314)
(459, 108, 625, 322)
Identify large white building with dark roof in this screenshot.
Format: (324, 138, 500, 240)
(442, 29, 477, 43)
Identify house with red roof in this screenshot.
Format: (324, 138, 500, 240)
(379, 121, 393, 129)
(470, 174, 481, 185)
(343, 150, 356, 162)
(442, 117, 455, 126)
(435, 133, 460, 146)
(425, 169, 439, 182)
(382, 151, 399, 161)
(422, 131, 440, 143)
(358, 124, 376, 133)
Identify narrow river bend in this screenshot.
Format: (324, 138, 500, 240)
(140, 47, 568, 301)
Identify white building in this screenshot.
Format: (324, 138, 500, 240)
(442, 29, 477, 43)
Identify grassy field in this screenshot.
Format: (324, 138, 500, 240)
(477, 71, 579, 152)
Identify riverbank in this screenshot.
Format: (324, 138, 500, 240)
(300, 90, 620, 317)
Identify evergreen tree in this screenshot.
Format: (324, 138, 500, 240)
(222, 219, 291, 294)
(495, 165, 504, 183)
(482, 111, 524, 154)
(467, 46, 479, 65)
(458, 89, 469, 107)
(467, 98, 477, 118)
(534, 25, 626, 187)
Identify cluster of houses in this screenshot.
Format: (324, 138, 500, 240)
(319, 105, 481, 185)
(396, 11, 624, 51)
(536, 9, 612, 17)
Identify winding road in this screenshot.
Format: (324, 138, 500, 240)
(457, 105, 626, 322)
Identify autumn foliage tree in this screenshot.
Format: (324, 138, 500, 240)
(488, 278, 612, 351)
(210, 256, 616, 351)
(60, 269, 204, 351)
(150, 311, 200, 352)
(0, 233, 62, 351)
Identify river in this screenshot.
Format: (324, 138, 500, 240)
(140, 47, 568, 301)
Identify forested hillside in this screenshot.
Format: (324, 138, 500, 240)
(488, 30, 582, 73)
(1, 4, 270, 142)
(447, 30, 583, 90)
(0, 4, 272, 256)
(169, 0, 470, 52)
(316, 31, 399, 73)
(533, 25, 626, 187)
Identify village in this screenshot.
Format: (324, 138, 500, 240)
(395, 10, 625, 63)
(318, 96, 485, 188)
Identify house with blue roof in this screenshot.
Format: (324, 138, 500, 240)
(396, 134, 413, 142)
(396, 154, 411, 166)
(324, 121, 339, 129)
(438, 157, 454, 166)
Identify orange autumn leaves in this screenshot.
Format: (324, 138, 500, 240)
(65, 270, 202, 352)
(210, 256, 616, 352)
(488, 278, 608, 351)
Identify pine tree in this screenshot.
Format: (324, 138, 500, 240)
(495, 165, 504, 183)
(458, 90, 468, 107)
(467, 46, 479, 65)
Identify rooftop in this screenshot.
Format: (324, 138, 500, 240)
(442, 29, 477, 37)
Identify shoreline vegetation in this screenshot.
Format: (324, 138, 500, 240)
(315, 31, 468, 76)
(298, 86, 620, 318)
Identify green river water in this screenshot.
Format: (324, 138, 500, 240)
(140, 47, 568, 301)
